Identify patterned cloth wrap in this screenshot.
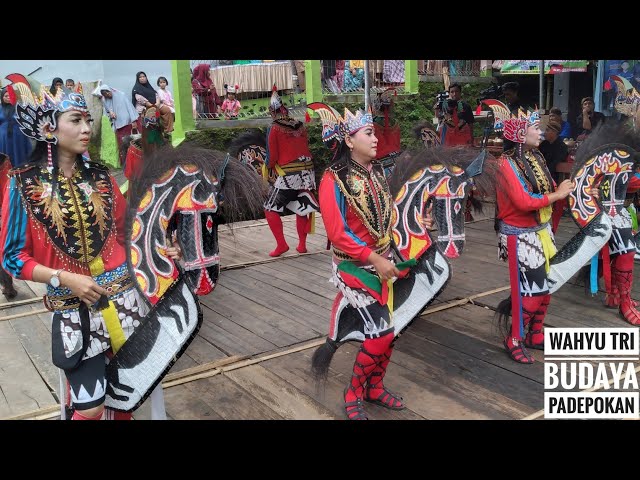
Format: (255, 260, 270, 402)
(264, 158, 318, 215)
(48, 262, 149, 366)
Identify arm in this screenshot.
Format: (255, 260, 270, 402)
(1, 176, 38, 280)
(582, 111, 592, 131)
(461, 102, 475, 125)
(111, 175, 127, 246)
(318, 172, 372, 263)
(101, 99, 110, 118)
(1, 177, 109, 303)
(266, 126, 277, 168)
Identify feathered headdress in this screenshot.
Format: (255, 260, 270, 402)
(481, 99, 539, 144)
(373, 87, 397, 113)
(609, 75, 640, 118)
(224, 83, 240, 94)
(269, 84, 288, 117)
(4, 73, 88, 145)
(307, 102, 373, 147)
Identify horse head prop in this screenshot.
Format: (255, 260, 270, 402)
(547, 121, 640, 292)
(104, 145, 266, 412)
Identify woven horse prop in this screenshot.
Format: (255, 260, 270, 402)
(228, 130, 276, 184)
(104, 146, 265, 412)
(547, 123, 640, 299)
(477, 101, 639, 295)
(312, 146, 492, 374)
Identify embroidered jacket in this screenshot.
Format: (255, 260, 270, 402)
(1, 161, 127, 280)
(496, 149, 555, 228)
(266, 120, 313, 168)
(319, 158, 392, 264)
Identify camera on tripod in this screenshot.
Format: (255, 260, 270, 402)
(435, 91, 450, 116)
(477, 84, 503, 104)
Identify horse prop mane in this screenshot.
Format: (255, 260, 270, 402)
(104, 145, 266, 412)
(312, 145, 495, 378)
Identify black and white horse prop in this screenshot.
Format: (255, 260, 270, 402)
(104, 146, 265, 412)
(312, 146, 494, 375)
(548, 123, 640, 292)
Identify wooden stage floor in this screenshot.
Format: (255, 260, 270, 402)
(1, 206, 638, 420)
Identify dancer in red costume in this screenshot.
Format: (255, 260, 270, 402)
(0, 75, 181, 419)
(263, 85, 318, 257)
(310, 102, 433, 419)
(492, 104, 574, 364)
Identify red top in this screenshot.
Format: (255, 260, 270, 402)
(373, 122, 401, 160)
(267, 123, 312, 167)
(319, 169, 385, 264)
(1, 168, 127, 281)
(496, 155, 551, 228)
(629, 173, 640, 194)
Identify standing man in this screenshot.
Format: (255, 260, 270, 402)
(539, 119, 570, 233)
(434, 83, 475, 146)
(575, 97, 605, 139)
(502, 81, 526, 114)
(92, 83, 139, 166)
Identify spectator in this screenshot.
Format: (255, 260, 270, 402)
(0, 86, 33, 168)
(92, 83, 139, 166)
(191, 64, 221, 118)
(549, 107, 572, 141)
(156, 76, 175, 115)
(50, 77, 64, 95)
(434, 83, 475, 146)
(575, 97, 605, 139)
(221, 84, 241, 120)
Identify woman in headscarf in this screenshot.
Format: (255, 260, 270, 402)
(131, 71, 173, 149)
(49, 77, 64, 95)
(191, 64, 221, 118)
(0, 87, 33, 168)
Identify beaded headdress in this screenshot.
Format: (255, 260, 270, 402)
(307, 102, 373, 147)
(269, 84, 288, 117)
(481, 99, 539, 144)
(5, 73, 89, 170)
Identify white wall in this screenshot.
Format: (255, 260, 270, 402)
(552, 72, 570, 117)
(0, 60, 173, 97)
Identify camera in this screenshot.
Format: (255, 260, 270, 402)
(435, 91, 450, 113)
(477, 84, 503, 104)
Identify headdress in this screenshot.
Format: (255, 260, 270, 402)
(307, 102, 373, 147)
(225, 83, 240, 94)
(5, 73, 89, 145)
(269, 84, 288, 117)
(609, 75, 640, 118)
(372, 87, 397, 114)
(5, 73, 89, 170)
(481, 99, 539, 144)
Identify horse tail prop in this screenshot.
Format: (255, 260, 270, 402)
(311, 338, 340, 381)
(494, 296, 512, 339)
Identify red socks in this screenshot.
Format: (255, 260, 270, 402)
(265, 210, 289, 257)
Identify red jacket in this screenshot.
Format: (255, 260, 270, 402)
(319, 160, 391, 264)
(496, 154, 552, 228)
(267, 122, 312, 167)
(1, 164, 127, 280)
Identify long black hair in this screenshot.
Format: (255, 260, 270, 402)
(1, 87, 15, 137)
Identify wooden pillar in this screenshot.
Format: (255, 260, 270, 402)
(405, 60, 419, 94)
